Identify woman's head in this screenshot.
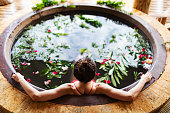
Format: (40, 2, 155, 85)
(73, 57, 96, 83)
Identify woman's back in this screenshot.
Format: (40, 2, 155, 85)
(71, 80, 96, 95)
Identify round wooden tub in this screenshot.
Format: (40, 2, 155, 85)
(0, 4, 169, 113)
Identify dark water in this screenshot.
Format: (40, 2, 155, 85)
(11, 14, 152, 89)
(18, 60, 72, 89)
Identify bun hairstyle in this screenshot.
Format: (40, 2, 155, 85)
(73, 57, 96, 83)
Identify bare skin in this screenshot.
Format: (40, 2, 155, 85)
(12, 72, 152, 101)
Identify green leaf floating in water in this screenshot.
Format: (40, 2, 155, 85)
(116, 70, 123, 79)
(55, 74, 62, 78)
(116, 63, 128, 76)
(80, 48, 87, 55)
(53, 33, 68, 37)
(47, 73, 54, 79)
(78, 15, 102, 28)
(41, 68, 50, 76)
(114, 74, 120, 84)
(111, 73, 117, 87)
(109, 67, 114, 75)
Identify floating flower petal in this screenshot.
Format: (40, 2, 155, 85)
(107, 80, 111, 84)
(22, 63, 27, 66)
(101, 62, 105, 64)
(44, 80, 51, 85)
(48, 29, 51, 32)
(27, 79, 31, 82)
(53, 71, 58, 75)
(35, 71, 39, 74)
(62, 66, 68, 71)
(116, 62, 120, 65)
(134, 26, 137, 29)
(142, 61, 145, 64)
(103, 59, 107, 62)
(96, 73, 100, 76)
(26, 51, 30, 53)
(142, 48, 145, 51)
(149, 56, 152, 59)
(146, 59, 152, 64)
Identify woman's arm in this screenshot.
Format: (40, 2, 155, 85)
(12, 73, 73, 101)
(95, 72, 152, 101)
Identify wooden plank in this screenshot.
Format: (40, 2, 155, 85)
(133, 93, 153, 112)
(154, 77, 170, 93)
(141, 88, 168, 112)
(83, 105, 101, 113)
(2, 89, 27, 112)
(39, 103, 61, 113)
(12, 97, 33, 112)
(59, 105, 76, 113)
(128, 101, 146, 113)
(113, 102, 133, 113)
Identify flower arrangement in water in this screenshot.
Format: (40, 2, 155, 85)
(41, 59, 71, 79)
(95, 56, 128, 87)
(12, 14, 152, 89)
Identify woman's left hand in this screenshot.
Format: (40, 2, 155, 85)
(11, 73, 24, 82)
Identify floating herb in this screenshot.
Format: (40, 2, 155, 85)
(78, 15, 102, 28)
(80, 23, 90, 29)
(53, 33, 68, 37)
(92, 42, 99, 48)
(80, 48, 87, 55)
(134, 71, 143, 81)
(109, 35, 116, 43)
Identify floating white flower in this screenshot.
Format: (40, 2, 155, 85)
(62, 66, 68, 71)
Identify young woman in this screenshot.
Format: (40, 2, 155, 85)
(12, 57, 152, 102)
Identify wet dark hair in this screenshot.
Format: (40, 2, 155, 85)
(73, 57, 96, 83)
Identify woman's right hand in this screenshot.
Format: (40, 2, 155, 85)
(140, 72, 152, 83)
(11, 73, 24, 83)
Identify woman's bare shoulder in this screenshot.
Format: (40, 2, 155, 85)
(60, 83, 81, 95)
(94, 83, 116, 94)
(94, 83, 107, 93)
(59, 83, 74, 89)
(95, 83, 109, 88)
